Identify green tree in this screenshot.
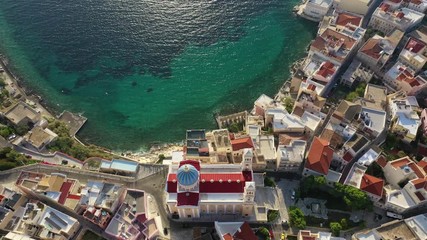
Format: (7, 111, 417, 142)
(366, 161, 385, 179)
(158, 154, 166, 163)
(87, 159, 100, 168)
(0, 126, 13, 138)
(301, 175, 326, 194)
(258, 227, 271, 240)
(264, 177, 276, 187)
(334, 183, 372, 210)
(15, 123, 29, 136)
(0, 147, 32, 170)
(346, 92, 359, 102)
(330, 222, 342, 236)
(283, 97, 295, 113)
(340, 218, 348, 230)
(289, 207, 306, 229)
(70, 144, 89, 160)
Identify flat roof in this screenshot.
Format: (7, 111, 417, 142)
(397, 112, 421, 136)
(258, 136, 276, 160)
(278, 141, 306, 163)
(101, 159, 138, 173)
(387, 189, 416, 209)
(308, 0, 333, 8)
(405, 214, 427, 240)
(301, 111, 321, 131)
(39, 206, 78, 234)
(357, 148, 380, 166)
(345, 164, 367, 187)
(186, 129, 206, 140)
(361, 107, 386, 133)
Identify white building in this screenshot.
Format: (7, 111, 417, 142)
(407, 0, 427, 13)
(252, 94, 283, 116)
(389, 96, 422, 142)
(308, 28, 359, 66)
(357, 35, 397, 73)
(369, 4, 425, 34)
(298, 0, 334, 22)
(359, 107, 387, 138)
(344, 163, 384, 202)
(264, 108, 321, 135)
(276, 140, 307, 172)
(297, 230, 346, 240)
(353, 214, 427, 240)
(334, 0, 373, 15)
(165, 157, 256, 219)
(398, 37, 427, 73)
(380, 157, 427, 213)
(384, 62, 427, 95)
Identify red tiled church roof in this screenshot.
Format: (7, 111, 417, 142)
(200, 173, 246, 193)
(167, 174, 177, 193)
(177, 192, 199, 206)
(305, 137, 333, 175)
(167, 171, 251, 193)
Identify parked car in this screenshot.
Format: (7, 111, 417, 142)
(7, 134, 16, 141)
(291, 189, 296, 200)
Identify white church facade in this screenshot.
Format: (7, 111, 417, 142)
(165, 149, 256, 219)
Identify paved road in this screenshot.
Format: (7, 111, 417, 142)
(13, 145, 83, 168)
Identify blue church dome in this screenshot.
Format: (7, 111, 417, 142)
(177, 164, 199, 186)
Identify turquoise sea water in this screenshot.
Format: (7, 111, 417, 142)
(0, 0, 317, 150)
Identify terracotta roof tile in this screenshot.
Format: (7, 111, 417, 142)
(408, 162, 425, 178)
(380, 3, 391, 12)
(305, 137, 333, 175)
(343, 151, 354, 162)
(336, 13, 362, 27)
(376, 155, 387, 168)
(411, 178, 426, 189)
(360, 174, 384, 197)
(390, 157, 411, 168)
(233, 222, 258, 240)
(418, 159, 427, 172)
(405, 37, 425, 53)
(231, 137, 254, 151)
(360, 38, 382, 60)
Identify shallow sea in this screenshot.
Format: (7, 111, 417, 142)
(0, 0, 317, 150)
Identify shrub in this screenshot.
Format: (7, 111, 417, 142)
(330, 222, 342, 236)
(340, 218, 348, 229)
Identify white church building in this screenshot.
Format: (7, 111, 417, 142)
(165, 149, 256, 219)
